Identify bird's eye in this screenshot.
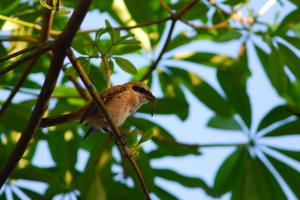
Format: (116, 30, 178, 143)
(132, 85, 146, 93)
(140, 87, 146, 92)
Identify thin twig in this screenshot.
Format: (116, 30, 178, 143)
(140, 20, 176, 81)
(0, 35, 38, 43)
(0, 43, 52, 77)
(66, 49, 151, 200)
(102, 54, 111, 88)
(159, 0, 173, 14)
(77, 16, 171, 34)
(0, 15, 170, 37)
(0, 0, 92, 188)
(140, 0, 198, 81)
(0, 59, 38, 120)
(0, 43, 46, 63)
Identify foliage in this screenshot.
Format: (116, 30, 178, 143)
(0, 0, 300, 199)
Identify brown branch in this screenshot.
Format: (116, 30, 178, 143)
(0, 59, 37, 120)
(140, 20, 176, 81)
(66, 49, 151, 200)
(0, 43, 46, 63)
(3, 16, 170, 37)
(0, 43, 52, 77)
(78, 16, 171, 34)
(0, 0, 92, 188)
(185, 20, 229, 31)
(140, 0, 198, 81)
(0, 35, 38, 43)
(159, 0, 173, 14)
(171, 0, 198, 20)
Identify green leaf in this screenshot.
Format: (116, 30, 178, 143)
(214, 29, 242, 43)
(127, 117, 201, 158)
(138, 97, 189, 120)
(255, 44, 289, 95)
(277, 9, 300, 33)
(172, 1, 208, 21)
(168, 67, 232, 117)
(154, 186, 178, 200)
(207, 115, 242, 131)
(17, 186, 44, 199)
(111, 40, 141, 55)
(224, 0, 248, 6)
(217, 64, 252, 127)
(278, 42, 300, 80)
(172, 52, 235, 69)
(0, 100, 35, 131)
(213, 148, 286, 199)
(266, 152, 300, 198)
(268, 146, 300, 161)
(124, 0, 154, 23)
(154, 168, 212, 194)
(105, 20, 120, 43)
(48, 129, 79, 173)
(137, 129, 153, 145)
(265, 118, 300, 137)
(12, 166, 65, 189)
(72, 34, 99, 57)
(257, 105, 292, 132)
(282, 36, 300, 50)
(114, 57, 137, 74)
(86, 169, 106, 200)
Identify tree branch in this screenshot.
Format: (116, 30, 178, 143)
(0, 35, 38, 43)
(66, 49, 151, 200)
(140, 20, 176, 81)
(0, 43, 47, 63)
(0, 43, 52, 77)
(0, 0, 92, 188)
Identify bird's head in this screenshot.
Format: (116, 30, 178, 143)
(126, 81, 156, 103)
(126, 81, 156, 115)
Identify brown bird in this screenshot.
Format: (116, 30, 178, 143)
(39, 81, 156, 138)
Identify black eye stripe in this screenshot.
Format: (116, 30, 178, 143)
(132, 85, 146, 93)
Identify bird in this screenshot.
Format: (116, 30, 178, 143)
(39, 81, 156, 139)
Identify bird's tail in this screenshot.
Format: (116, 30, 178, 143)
(39, 108, 83, 128)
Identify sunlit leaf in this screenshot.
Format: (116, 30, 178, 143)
(137, 129, 153, 145)
(114, 57, 137, 74)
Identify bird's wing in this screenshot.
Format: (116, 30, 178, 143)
(79, 85, 128, 124)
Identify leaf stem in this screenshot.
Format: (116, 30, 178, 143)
(101, 54, 112, 88)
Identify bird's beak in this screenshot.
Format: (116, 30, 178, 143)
(145, 92, 156, 116)
(146, 92, 156, 102)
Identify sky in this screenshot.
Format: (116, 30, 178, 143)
(1, 0, 300, 200)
